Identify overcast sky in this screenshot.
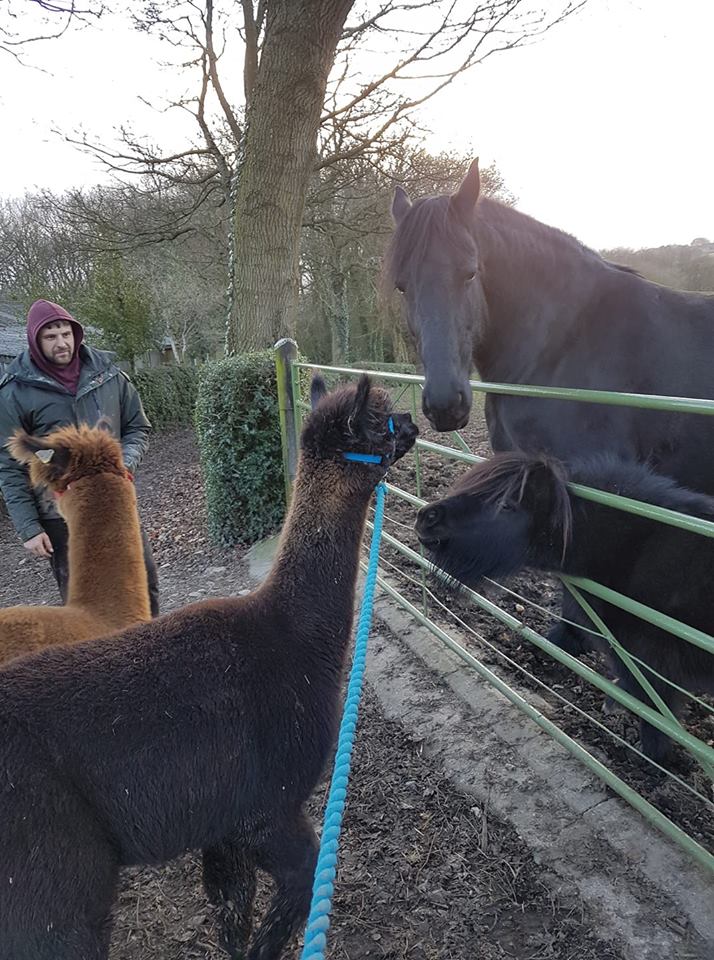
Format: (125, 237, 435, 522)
(1, 0, 712, 250)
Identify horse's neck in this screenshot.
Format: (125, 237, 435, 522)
(264, 458, 372, 637)
(62, 475, 151, 624)
(475, 205, 601, 381)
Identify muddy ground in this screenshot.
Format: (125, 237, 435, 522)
(0, 427, 630, 960)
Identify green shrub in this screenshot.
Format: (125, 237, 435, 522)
(132, 365, 199, 431)
(195, 352, 285, 546)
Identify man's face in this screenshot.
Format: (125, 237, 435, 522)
(38, 321, 75, 366)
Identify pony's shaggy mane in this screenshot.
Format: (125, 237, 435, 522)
(453, 451, 573, 558)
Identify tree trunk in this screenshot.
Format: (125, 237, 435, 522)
(228, 0, 354, 353)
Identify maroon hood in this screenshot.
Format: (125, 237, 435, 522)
(27, 299, 84, 394)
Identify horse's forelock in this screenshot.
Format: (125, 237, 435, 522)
(386, 196, 472, 287)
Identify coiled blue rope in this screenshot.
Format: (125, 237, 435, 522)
(300, 480, 386, 960)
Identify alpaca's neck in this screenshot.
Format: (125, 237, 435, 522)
(263, 457, 374, 645)
(61, 474, 151, 625)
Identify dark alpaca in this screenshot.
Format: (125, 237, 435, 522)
(0, 424, 151, 658)
(0, 375, 418, 960)
(388, 160, 714, 652)
(416, 452, 714, 763)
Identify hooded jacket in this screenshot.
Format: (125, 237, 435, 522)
(0, 306, 150, 541)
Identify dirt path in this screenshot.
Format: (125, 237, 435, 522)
(1, 428, 628, 960)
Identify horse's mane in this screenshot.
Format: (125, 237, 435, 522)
(451, 451, 573, 557)
(386, 191, 639, 282)
(569, 453, 714, 519)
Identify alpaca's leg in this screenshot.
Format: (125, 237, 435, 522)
(203, 841, 257, 959)
(247, 811, 318, 960)
(140, 525, 161, 616)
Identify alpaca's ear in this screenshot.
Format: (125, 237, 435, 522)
(7, 432, 71, 475)
(6, 432, 51, 465)
(310, 375, 328, 410)
(348, 375, 372, 435)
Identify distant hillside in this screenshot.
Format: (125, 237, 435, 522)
(601, 239, 714, 292)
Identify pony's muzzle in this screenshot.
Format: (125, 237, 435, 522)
(415, 503, 447, 549)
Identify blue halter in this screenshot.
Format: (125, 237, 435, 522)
(342, 417, 394, 465)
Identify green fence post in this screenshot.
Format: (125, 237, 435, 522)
(275, 338, 299, 506)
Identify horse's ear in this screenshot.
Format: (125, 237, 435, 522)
(310, 374, 328, 410)
(450, 158, 480, 224)
(523, 457, 572, 555)
(391, 185, 412, 224)
(348, 375, 372, 434)
(521, 457, 570, 525)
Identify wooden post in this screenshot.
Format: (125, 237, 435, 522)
(274, 338, 299, 505)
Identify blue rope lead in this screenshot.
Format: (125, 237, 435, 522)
(300, 481, 387, 960)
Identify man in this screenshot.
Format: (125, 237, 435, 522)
(0, 298, 159, 615)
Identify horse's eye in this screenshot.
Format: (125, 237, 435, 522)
(464, 271, 476, 284)
(396, 283, 405, 294)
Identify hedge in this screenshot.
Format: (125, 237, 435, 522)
(132, 365, 199, 431)
(195, 352, 285, 547)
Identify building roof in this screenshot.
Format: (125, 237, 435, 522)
(0, 300, 25, 326)
(0, 324, 26, 360)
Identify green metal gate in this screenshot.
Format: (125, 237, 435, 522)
(274, 339, 714, 875)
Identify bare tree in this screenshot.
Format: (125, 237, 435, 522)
(50, 1, 587, 351)
(1, 0, 105, 60)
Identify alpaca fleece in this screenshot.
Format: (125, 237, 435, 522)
(0, 375, 418, 960)
(0, 423, 151, 662)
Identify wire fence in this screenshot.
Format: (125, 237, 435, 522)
(274, 340, 714, 876)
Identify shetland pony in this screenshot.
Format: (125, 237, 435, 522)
(416, 451, 714, 762)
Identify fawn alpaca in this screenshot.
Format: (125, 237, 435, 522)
(0, 424, 151, 660)
(0, 375, 417, 960)
(416, 452, 714, 762)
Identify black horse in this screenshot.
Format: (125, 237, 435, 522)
(415, 452, 714, 763)
(387, 160, 714, 498)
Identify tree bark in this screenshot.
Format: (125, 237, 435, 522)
(228, 0, 354, 353)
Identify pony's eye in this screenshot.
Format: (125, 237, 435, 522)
(396, 283, 405, 294)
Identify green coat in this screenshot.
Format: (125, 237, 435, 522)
(0, 344, 151, 542)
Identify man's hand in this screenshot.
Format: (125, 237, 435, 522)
(23, 532, 53, 558)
